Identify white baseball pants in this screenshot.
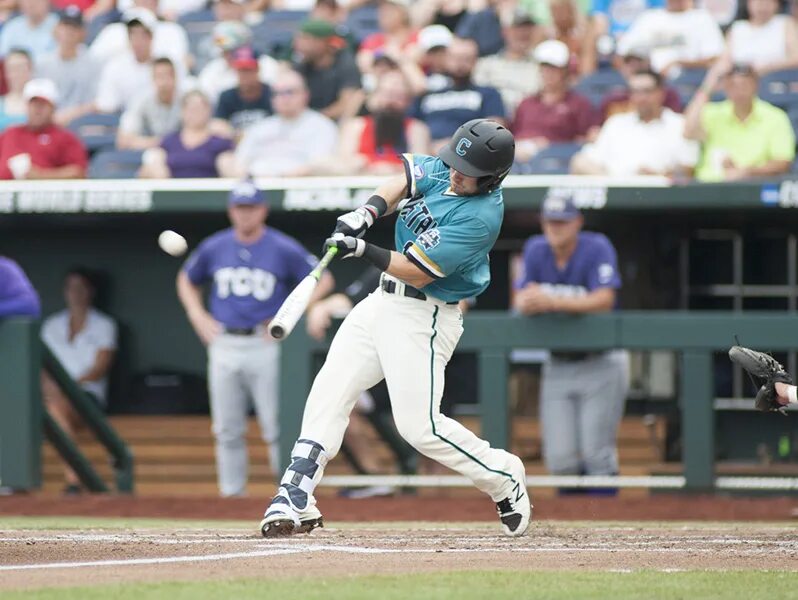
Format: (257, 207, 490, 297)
(208, 333, 280, 497)
(297, 278, 519, 502)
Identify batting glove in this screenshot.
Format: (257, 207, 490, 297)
(325, 233, 365, 259)
(333, 207, 375, 239)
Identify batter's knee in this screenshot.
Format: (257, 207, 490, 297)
(394, 419, 436, 454)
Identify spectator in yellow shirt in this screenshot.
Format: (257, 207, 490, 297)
(684, 61, 795, 182)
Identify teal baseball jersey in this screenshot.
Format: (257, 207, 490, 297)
(396, 153, 504, 302)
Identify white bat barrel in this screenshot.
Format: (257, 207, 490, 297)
(268, 276, 318, 340)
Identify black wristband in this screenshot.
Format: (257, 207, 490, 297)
(362, 242, 392, 271)
(363, 195, 388, 220)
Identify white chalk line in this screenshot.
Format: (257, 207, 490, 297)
(2, 540, 797, 573)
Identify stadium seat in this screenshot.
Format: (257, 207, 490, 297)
(345, 5, 380, 45)
(88, 150, 144, 179)
(789, 107, 798, 142)
(572, 69, 626, 108)
(177, 9, 216, 25)
(514, 143, 583, 175)
(178, 9, 217, 58)
(251, 11, 308, 57)
(672, 68, 707, 106)
(69, 112, 121, 153)
(758, 69, 798, 110)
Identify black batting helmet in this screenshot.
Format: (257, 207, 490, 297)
(438, 119, 515, 194)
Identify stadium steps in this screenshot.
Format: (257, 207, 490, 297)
(40, 415, 667, 495)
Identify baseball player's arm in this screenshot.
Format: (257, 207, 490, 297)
(515, 285, 615, 314)
(176, 271, 222, 345)
(325, 236, 434, 289)
(550, 288, 615, 313)
(333, 174, 408, 237)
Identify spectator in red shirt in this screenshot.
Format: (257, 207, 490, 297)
(512, 39, 596, 162)
(0, 78, 88, 180)
(357, 0, 419, 76)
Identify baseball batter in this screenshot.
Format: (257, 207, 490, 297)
(177, 180, 333, 497)
(259, 119, 532, 537)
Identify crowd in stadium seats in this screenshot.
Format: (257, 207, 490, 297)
(0, 0, 794, 180)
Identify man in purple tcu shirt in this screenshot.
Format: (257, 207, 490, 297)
(513, 193, 629, 484)
(0, 256, 40, 318)
(177, 179, 334, 496)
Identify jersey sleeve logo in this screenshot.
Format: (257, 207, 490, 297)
(413, 164, 425, 180)
(455, 137, 472, 156)
(598, 263, 615, 285)
(416, 228, 441, 251)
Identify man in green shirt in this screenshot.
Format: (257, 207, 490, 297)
(684, 62, 795, 182)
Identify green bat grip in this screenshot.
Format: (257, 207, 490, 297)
(311, 246, 338, 280)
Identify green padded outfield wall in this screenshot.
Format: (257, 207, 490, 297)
(3, 177, 798, 403)
(0, 319, 42, 489)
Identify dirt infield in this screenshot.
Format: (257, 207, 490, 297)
(1, 493, 797, 522)
(2, 523, 797, 591)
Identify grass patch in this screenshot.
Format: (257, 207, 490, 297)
(5, 570, 798, 600)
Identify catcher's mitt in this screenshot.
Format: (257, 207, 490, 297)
(728, 345, 793, 412)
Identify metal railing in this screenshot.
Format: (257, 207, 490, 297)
(278, 311, 798, 492)
(42, 344, 134, 493)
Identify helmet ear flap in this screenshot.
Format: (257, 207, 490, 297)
(477, 165, 512, 194)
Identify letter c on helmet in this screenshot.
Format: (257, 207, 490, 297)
(455, 137, 472, 156)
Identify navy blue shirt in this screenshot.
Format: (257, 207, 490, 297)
(0, 256, 40, 317)
(410, 83, 506, 141)
(215, 84, 273, 131)
(183, 227, 315, 328)
(515, 232, 621, 303)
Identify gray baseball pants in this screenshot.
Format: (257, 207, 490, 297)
(208, 333, 280, 497)
(540, 350, 629, 475)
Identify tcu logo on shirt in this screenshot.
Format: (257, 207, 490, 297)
(214, 267, 276, 301)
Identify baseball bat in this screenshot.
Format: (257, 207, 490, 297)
(268, 246, 338, 340)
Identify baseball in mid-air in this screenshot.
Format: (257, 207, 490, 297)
(158, 230, 188, 257)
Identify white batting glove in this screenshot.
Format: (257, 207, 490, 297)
(325, 233, 365, 259)
(334, 207, 375, 239)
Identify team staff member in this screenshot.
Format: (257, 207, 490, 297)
(177, 180, 333, 497)
(41, 268, 117, 495)
(514, 194, 628, 481)
(0, 78, 87, 180)
(260, 119, 532, 538)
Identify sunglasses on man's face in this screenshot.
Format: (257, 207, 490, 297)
(272, 88, 302, 97)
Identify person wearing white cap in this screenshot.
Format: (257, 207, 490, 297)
(94, 10, 161, 113)
(473, 9, 542, 115)
(410, 36, 505, 149)
(512, 39, 595, 163)
(0, 78, 88, 180)
(89, 2, 189, 72)
(417, 24, 453, 92)
(0, 0, 58, 61)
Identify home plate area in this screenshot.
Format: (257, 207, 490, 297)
(2, 524, 798, 589)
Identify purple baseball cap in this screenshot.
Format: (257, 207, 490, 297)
(541, 193, 580, 221)
(228, 179, 266, 205)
